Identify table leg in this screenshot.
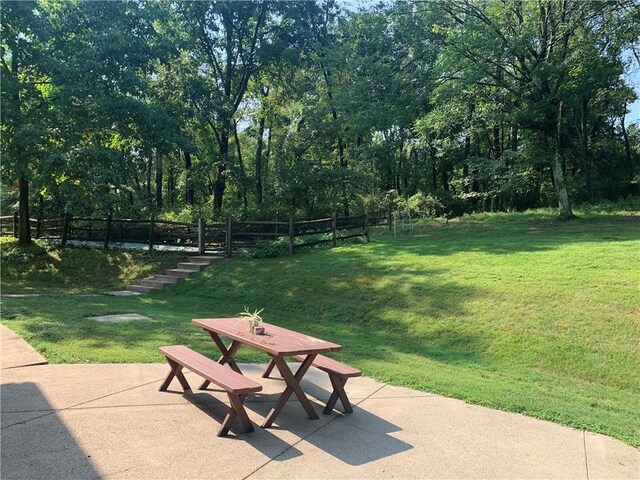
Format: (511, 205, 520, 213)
(262, 354, 318, 428)
(215, 338, 242, 372)
(199, 332, 243, 390)
(262, 358, 276, 378)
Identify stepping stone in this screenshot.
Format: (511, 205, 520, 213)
(105, 290, 143, 296)
(88, 313, 150, 323)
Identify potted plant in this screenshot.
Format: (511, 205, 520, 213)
(238, 307, 265, 335)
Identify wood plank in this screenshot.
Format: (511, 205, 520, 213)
(159, 346, 261, 394)
(292, 354, 361, 377)
(192, 318, 341, 356)
(295, 218, 332, 226)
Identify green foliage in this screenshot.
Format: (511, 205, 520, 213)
(1, 1, 639, 228)
(247, 237, 290, 258)
(406, 192, 446, 217)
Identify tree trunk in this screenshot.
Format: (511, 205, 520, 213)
(506, 125, 518, 169)
(430, 141, 437, 191)
(167, 160, 175, 207)
(18, 177, 31, 244)
(146, 155, 152, 205)
(255, 115, 266, 208)
(233, 119, 247, 208)
(264, 120, 272, 201)
(621, 106, 634, 186)
(550, 103, 574, 220)
(492, 124, 501, 159)
(442, 167, 449, 192)
(184, 150, 194, 206)
(551, 150, 574, 219)
(462, 164, 469, 194)
(339, 137, 349, 216)
(155, 151, 163, 210)
(213, 131, 228, 211)
(580, 96, 593, 203)
(11, 36, 30, 245)
(323, 62, 349, 216)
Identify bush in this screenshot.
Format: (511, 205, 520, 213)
(407, 192, 446, 217)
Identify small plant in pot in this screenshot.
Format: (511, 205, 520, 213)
(238, 307, 265, 335)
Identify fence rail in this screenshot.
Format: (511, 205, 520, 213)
(2, 211, 389, 257)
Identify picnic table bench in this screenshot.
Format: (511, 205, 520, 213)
(158, 345, 262, 437)
(263, 354, 361, 414)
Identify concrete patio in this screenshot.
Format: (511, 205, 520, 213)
(2, 326, 638, 479)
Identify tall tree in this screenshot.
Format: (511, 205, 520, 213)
(172, 2, 272, 211)
(1, 1, 49, 244)
(431, 0, 636, 218)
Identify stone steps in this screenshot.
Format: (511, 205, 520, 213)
(165, 268, 196, 278)
(141, 279, 171, 289)
(125, 253, 223, 294)
(188, 256, 222, 264)
(176, 262, 206, 271)
(153, 275, 179, 284)
(126, 284, 160, 294)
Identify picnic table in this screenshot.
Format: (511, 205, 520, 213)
(192, 317, 341, 427)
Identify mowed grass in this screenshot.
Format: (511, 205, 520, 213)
(1, 209, 639, 446)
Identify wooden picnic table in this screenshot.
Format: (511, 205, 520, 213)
(192, 317, 341, 428)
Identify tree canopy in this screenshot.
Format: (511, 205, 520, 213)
(2, 0, 639, 242)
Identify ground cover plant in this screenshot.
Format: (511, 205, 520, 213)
(1, 209, 638, 447)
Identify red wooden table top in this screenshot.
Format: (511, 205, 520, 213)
(192, 317, 341, 356)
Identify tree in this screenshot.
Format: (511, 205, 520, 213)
(430, 0, 637, 218)
(170, 2, 276, 212)
(1, 1, 49, 243)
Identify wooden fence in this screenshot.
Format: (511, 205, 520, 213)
(1, 212, 388, 257)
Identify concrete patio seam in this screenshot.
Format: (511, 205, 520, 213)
(583, 430, 591, 480)
(1, 377, 165, 430)
(1, 360, 48, 370)
(356, 393, 436, 400)
(242, 383, 389, 480)
(1, 411, 58, 430)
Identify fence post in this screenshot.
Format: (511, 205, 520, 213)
(36, 215, 42, 239)
(198, 218, 206, 255)
(13, 212, 18, 238)
(364, 213, 370, 243)
(225, 218, 232, 258)
(148, 216, 155, 251)
(332, 213, 337, 247)
(288, 217, 294, 255)
(104, 213, 112, 249)
(387, 208, 392, 230)
(61, 213, 71, 246)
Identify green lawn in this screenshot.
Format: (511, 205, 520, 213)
(1, 209, 639, 447)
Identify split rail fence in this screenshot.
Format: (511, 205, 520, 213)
(1, 212, 388, 257)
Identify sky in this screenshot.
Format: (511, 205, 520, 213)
(625, 67, 640, 127)
(628, 100, 639, 127)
